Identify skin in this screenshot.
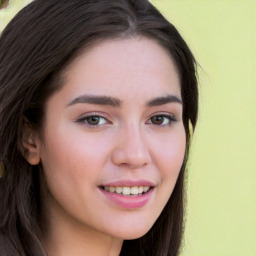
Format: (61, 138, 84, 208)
(23, 37, 186, 256)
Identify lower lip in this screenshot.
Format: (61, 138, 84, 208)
(99, 188, 153, 209)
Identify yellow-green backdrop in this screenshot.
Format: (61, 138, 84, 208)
(1, 1, 255, 255)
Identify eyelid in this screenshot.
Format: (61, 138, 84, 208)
(146, 113, 177, 126)
(75, 111, 111, 120)
(75, 112, 112, 127)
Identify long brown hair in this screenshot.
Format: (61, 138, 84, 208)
(0, 0, 198, 255)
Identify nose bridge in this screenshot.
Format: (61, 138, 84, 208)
(111, 121, 151, 168)
(126, 122, 146, 153)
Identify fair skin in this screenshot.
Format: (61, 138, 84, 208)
(23, 37, 186, 256)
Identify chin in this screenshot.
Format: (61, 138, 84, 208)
(107, 222, 154, 240)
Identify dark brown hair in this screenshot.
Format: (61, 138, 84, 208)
(0, 0, 198, 255)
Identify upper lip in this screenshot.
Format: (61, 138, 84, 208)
(100, 179, 155, 187)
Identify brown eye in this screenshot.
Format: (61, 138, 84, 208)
(148, 115, 176, 126)
(150, 116, 165, 125)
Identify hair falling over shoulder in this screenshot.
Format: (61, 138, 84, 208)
(0, 0, 198, 255)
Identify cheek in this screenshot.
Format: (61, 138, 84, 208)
(152, 127, 186, 193)
(154, 128, 186, 173)
(163, 137, 186, 174)
(39, 133, 102, 218)
(40, 125, 112, 191)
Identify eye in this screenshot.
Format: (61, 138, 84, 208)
(76, 115, 109, 127)
(147, 114, 176, 126)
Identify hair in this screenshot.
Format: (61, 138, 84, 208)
(0, 0, 198, 255)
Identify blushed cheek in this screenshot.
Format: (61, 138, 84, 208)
(50, 137, 106, 187)
(61, 130, 115, 177)
(160, 132, 186, 179)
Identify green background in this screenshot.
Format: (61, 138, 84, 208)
(1, 1, 255, 255)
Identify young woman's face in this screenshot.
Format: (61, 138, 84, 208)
(38, 37, 186, 239)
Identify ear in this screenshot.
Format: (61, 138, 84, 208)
(22, 122, 41, 165)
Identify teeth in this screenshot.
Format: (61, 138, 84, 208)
(115, 187, 122, 194)
(122, 187, 130, 195)
(143, 186, 150, 193)
(130, 186, 139, 195)
(109, 187, 115, 193)
(103, 186, 150, 196)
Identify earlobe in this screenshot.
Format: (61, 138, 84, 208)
(21, 124, 41, 165)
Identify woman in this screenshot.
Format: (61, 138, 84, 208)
(0, 0, 198, 255)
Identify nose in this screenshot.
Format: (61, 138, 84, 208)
(111, 125, 152, 169)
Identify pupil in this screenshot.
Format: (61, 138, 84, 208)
(88, 116, 99, 125)
(152, 116, 163, 125)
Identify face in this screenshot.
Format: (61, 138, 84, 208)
(37, 37, 186, 240)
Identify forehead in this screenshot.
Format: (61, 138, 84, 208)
(51, 37, 181, 105)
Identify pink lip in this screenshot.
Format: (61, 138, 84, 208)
(99, 187, 154, 209)
(101, 179, 155, 187)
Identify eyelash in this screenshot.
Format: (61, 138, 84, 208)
(76, 113, 176, 128)
(76, 114, 110, 128)
(147, 114, 176, 127)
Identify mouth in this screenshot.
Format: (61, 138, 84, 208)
(98, 180, 155, 208)
(99, 185, 152, 196)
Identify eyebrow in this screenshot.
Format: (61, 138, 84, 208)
(66, 94, 121, 107)
(146, 95, 182, 106)
(66, 94, 182, 108)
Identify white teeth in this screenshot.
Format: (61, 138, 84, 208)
(130, 186, 139, 195)
(115, 187, 122, 194)
(103, 185, 151, 196)
(122, 187, 130, 195)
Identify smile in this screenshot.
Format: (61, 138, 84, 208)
(99, 184, 154, 208)
(102, 186, 150, 196)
